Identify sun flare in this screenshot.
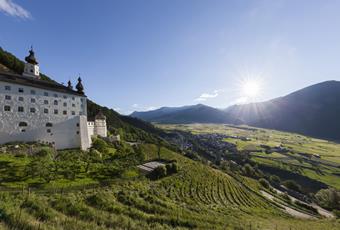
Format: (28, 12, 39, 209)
(242, 80, 261, 98)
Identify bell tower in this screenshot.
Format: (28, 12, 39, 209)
(22, 46, 40, 79)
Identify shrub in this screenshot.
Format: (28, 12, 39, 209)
(92, 138, 108, 153)
(269, 175, 281, 184)
(333, 209, 340, 218)
(242, 164, 255, 177)
(315, 188, 340, 210)
(166, 162, 178, 175)
(282, 180, 302, 193)
(259, 178, 270, 189)
(149, 165, 167, 180)
(36, 148, 53, 159)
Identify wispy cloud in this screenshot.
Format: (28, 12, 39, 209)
(131, 104, 157, 111)
(195, 89, 223, 102)
(0, 0, 31, 19)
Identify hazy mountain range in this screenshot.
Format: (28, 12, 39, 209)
(131, 81, 340, 141)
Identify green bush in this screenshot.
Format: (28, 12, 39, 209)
(92, 138, 108, 153)
(259, 178, 270, 189)
(315, 188, 340, 210)
(36, 148, 53, 158)
(282, 180, 302, 193)
(166, 162, 178, 175)
(333, 209, 340, 219)
(269, 175, 281, 184)
(149, 165, 167, 180)
(242, 164, 255, 177)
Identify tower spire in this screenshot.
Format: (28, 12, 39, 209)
(75, 75, 84, 94)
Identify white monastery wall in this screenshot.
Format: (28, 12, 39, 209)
(0, 81, 90, 149)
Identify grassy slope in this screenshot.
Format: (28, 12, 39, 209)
(1, 144, 339, 230)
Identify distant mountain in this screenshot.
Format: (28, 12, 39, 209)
(131, 104, 242, 124)
(227, 80, 340, 140)
(131, 81, 340, 141)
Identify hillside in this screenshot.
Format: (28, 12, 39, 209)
(131, 104, 242, 124)
(132, 81, 340, 141)
(0, 142, 339, 229)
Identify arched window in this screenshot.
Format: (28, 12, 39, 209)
(19, 122, 28, 127)
(46, 123, 53, 127)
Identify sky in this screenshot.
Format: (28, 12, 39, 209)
(1, 0, 340, 114)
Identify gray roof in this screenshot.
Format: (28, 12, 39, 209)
(0, 71, 86, 96)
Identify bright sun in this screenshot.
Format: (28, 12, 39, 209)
(242, 80, 261, 98)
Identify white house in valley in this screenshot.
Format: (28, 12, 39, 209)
(0, 48, 107, 150)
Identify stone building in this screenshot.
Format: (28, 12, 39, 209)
(0, 48, 107, 150)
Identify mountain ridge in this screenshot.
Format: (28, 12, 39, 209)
(131, 80, 340, 141)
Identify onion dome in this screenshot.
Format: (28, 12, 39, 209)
(95, 110, 106, 120)
(25, 47, 38, 65)
(67, 80, 73, 89)
(75, 77, 84, 94)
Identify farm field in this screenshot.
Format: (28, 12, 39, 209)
(158, 123, 340, 190)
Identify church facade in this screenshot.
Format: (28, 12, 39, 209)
(0, 48, 107, 150)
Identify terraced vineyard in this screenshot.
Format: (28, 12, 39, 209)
(1, 144, 339, 229)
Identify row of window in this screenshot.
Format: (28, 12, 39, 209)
(19, 122, 53, 127)
(3, 105, 77, 115)
(4, 85, 82, 101)
(4, 95, 77, 107)
(18, 122, 80, 135)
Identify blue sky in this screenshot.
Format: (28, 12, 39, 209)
(1, 0, 340, 114)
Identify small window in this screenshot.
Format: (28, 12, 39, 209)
(5, 95, 11, 100)
(47, 129, 51, 133)
(30, 108, 36, 113)
(44, 100, 48, 105)
(54, 109, 58, 114)
(21, 129, 26, 132)
(44, 92, 49, 96)
(54, 94, 58, 98)
(79, 111, 83, 115)
(63, 102, 67, 107)
(72, 111, 75, 115)
(4, 105, 11, 111)
(5, 86, 11, 91)
(44, 108, 49, 114)
(72, 97, 75, 100)
(63, 95, 67, 99)
(76, 123, 79, 127)
(18, 106, 24, 112)
(30, 90, 36, 95)
(19, 122, 28, 127)
(54, 100, 58, 105)
(46, 123, 53, 127)
(72, 103, 75, 107)
(18, 88, 24, 93)
(76, 131, 80, 135)
(31, 98, 36, 103)
(19, 97, 24, 102)
(63, 110, 67, 115)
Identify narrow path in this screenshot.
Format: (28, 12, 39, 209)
(260, 190, 315, 219)
(272, 187, 335, 218)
